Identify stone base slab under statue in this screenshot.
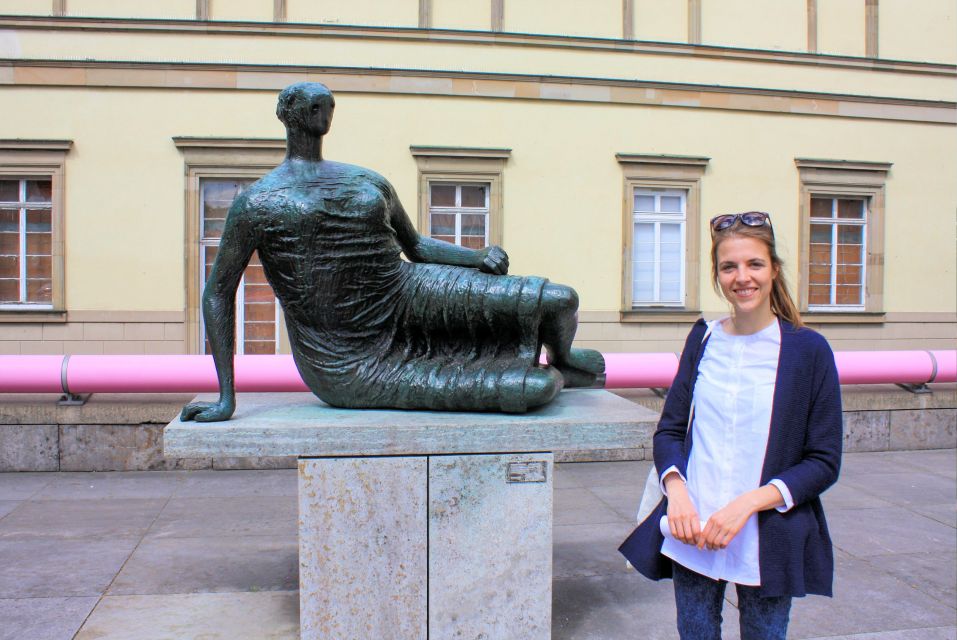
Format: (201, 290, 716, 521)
(165, 390, 657, 640)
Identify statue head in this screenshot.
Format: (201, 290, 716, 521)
(276, 82, 336, 137)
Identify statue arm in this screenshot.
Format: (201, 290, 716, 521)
(387, 185, 509, 275)
(181, 200, 257, 422)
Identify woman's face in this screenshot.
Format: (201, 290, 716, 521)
(715, 235, 778, 321)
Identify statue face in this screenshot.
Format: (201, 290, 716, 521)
(277, 82, 336, 136)
(303, 89, 335, 137)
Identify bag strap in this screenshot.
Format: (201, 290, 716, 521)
(687, 320, 716, 429)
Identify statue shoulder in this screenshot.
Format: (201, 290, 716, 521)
(326, 161, 392, 189)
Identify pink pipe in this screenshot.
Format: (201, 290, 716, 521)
(0, 351, 954, 394)
(603, 352, 679, 388)
(65, 355, 310, 394)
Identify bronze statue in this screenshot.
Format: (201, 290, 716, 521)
(181, 82, 603, 421)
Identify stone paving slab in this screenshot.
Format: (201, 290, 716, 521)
(866, 551, 957, 608)
(0, 596, 99, 640)
(812, 629, 957, 640)
(0, 498, 166, 539)
(74, 592, 299, 640)
(33, 471, 184, 501)
(787, 554, 957, 638)
(552, 572, 681, 640)
(0, 449, 951, 639)
(554, 521, 637, 580)
(590, 482, 651, 521)
(0, 472, 53, 500)
(840, 471, 957, 507)
(145, 496, 297, 539)
(911, 502, 957, 528)
(170, 468, 296, 498)
(827, 506, 955, 557)
(108, 536, 298, 595)
(841, 449, 957, 478)
(0, 537, 141, 598)
(0, 500, 19, 519)
(554, 487, 625, 526)
(819, 481, 897, 510)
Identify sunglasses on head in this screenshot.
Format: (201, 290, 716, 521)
(710, 211, 772, 235)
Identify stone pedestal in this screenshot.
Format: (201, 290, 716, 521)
(164, 389, 657, 640)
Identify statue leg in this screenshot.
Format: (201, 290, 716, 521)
(539, 284, 605, 388)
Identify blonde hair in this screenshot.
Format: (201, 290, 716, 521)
(710, 213, 803, 328)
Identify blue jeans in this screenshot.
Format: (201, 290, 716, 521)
(672, 561, 792, 640)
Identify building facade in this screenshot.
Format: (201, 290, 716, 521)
(0, 0, 954, 358)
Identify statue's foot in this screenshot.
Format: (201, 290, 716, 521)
(499, 366, 563, 412)
(553, 348, 605, 388)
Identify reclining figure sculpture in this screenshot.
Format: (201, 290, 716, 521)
(181, 82, 604, 421)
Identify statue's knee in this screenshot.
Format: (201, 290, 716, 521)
(543, 284, 579, 316)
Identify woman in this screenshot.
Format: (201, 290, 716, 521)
(621, 211, 842, 639)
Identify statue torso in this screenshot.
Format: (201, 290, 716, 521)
(238, 160, 409, 334)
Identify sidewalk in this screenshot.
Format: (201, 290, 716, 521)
(0, 449, 954, 640)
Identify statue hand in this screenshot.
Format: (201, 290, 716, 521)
(180, 397, 235, 423)
(479, 245, 509, 275)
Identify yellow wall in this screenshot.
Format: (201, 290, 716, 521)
(701, 0, 806, 52)
(285, 0, 418, 28)
(67, 0, 196, 19)
(0, 84, 952, 315)
(880, 0, 957, 63)
(432, 0, 490, 31)
(0, 8, 954, 323)
(209, 0, 273, 23)
(634, 0, 687, 43)
(0, 0, 54, 15)
(817, 0, 866, 57)
(0, 1, 954, 67)
(5, 27, 952, 103)
(503, 0, 621, 39)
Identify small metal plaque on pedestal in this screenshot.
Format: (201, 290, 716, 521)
(507, 460, 547, 483)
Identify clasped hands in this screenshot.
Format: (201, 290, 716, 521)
(663, 472, 758, 551)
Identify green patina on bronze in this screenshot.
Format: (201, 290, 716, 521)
(181, 82, 604, 422)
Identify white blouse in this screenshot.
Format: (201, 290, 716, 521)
(661, 318, 793, 586)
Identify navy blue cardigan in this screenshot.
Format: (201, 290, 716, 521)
(620, 318, 843, 598)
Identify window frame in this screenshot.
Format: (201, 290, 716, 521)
(410, 146, 510, 248)
(631, 187, 688, 307)
(174, 137, 287, 354)
(796, 158, 890, 320)
(617, 153, 709, 321)
(807, 195, 868, 311)
(0, 140, 71, 321)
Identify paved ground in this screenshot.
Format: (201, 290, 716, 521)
(0, 449, 953, 640)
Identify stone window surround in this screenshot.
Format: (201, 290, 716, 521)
(173, 137, 288, 354)
(410, 146, 510, 249)
(0, 140, 72, 322)
(795, 158, 891, 322)
(617, 153, 709, 323)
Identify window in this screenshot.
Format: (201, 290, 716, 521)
(428, 182, 490, 248)
(0, 140, 70, 317)
(174, 137, 287, 353)
(410, 146, 510, 247)
(199, 179, 279, 354)
(0, 179, 53, 307)
(796, 159, 890, 317)
(632, 188, 686, 306)
(808, 196, 867, 309)
(617, 154, 709, 317)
